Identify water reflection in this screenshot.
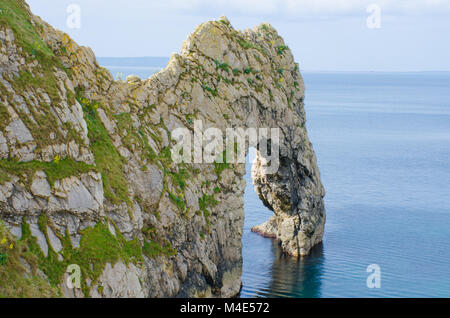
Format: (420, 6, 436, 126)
(256, 241, 325, 298)
(241, 149, 325, 298)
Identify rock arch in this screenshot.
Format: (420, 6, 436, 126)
(174, 17, 326, 257)
(116, 16, 327, 295)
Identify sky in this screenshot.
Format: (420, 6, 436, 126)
(26, 0, 450, 72)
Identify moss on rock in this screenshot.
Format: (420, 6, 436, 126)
(21, 217, 143, 297)
(0, 158, 95, 188)
(0, 221, 60, 297)
(78, 95, 131, 206)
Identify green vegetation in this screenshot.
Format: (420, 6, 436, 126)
(114, 113, 140, 148)
(158, 146, 173, 167)
(139, 128, 158, 163)
(236, 37, 267, 55)
(288, 90, 295, 109)
(277, 45, 289, 55)
(185, 113, 195, 125)
(0, 0, 74, 102)
(78, 96, 131, 206)
(141, 226, 157, 240)
(218, 18, 229, 26)
(181, 91, 191, 99)
(237, 38, 254, 50)
(114, 112, 158, 164)
(169, 192, 186, 211)
(0, 97, 10, 131)
(13, 69, 61, 105)
(214, 151, 231, 178)
(141, 218, 177, 256)
(21, 218, 143, 297)
(168, 168, 189, 190)
(0, 0, 81, 151)
(269, 89, 274, 101)
(201, 84, 218, 97)
(72, 222, 142, 277)
(0, 252, 6, 265)
(0, 0, 55, 65)
(79, 93, 174, 214)
(142, 240, 176, 258)
(214, 60, 231, 74)
(0, 158, 95, 187)
(202, 180, 211, 188)
(199, 194, 219, 211)
(198, 194, 218, 224)
(214, 160, 230, 178)
(0, 221, 60, 297)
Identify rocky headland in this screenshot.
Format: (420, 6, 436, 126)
(0, 0, 325, 297)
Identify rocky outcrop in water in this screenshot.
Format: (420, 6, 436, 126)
(0, 1, 325, 297)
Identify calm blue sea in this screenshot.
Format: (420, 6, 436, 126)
(100, 60, 450, 298)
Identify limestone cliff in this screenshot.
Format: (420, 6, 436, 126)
(0, 1, 325, 297)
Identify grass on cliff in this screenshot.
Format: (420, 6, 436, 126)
(77, 96, 131, 206)
(198, 194, 218, 225)
(0, 0, 65, 93)
(214, 151, 231, 178)
(0, 158, 95, 188)
(167, 168, 189, 190)
(169, 192, 186, 211)
(0, 0, 53, 61)
(21, 217, 142, 297)
(0, 0, 79, 151)
(114, 112, 158, 164)
(0, 221, 60, 298)
(142, 240, 177, 259)
(9, 213, 177, 297)
(65, 221, 142, 285)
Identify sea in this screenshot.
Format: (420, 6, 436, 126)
(99, 58, 450, 298)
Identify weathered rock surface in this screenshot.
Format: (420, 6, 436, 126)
(0, 2, 325, 297)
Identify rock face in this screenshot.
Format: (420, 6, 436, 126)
(0, 2, 325, 297)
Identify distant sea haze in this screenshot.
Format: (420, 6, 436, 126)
(100, 58, 450, 298)
(97, 57, 170, 67)
(97, 57, 169, 80)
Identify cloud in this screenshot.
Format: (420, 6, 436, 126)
(155, 0, 450, 17)
(30, 0, 450, 21)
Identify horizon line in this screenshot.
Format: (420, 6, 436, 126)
(97, 56, 450, 73)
